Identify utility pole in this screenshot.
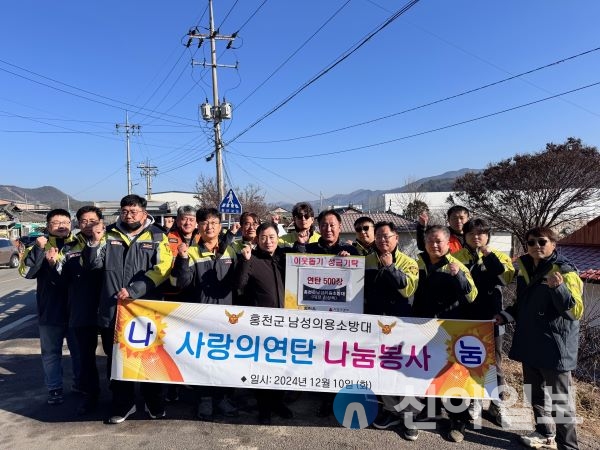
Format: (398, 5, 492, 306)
(116, 111, 141, 195)
(138, 160, 158, 200)
(186, 0, 237, 205)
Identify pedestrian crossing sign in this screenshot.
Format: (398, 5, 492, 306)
(219, 189, 242, 214)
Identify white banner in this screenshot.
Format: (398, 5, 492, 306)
(112, 299, 498, 399)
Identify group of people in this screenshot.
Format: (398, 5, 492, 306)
(18, 197, 583, 449)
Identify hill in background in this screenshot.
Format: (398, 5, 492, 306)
(1, 168, 480, 213)
(279, 168, 480, 212)
(0, 185, 87, 211)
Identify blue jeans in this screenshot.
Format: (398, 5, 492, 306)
(39, 325, 80, 391)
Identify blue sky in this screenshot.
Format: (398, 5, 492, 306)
(1, 1, 600, 205)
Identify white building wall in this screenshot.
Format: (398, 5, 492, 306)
(149, 192, 198, 207)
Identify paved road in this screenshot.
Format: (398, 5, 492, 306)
(0, 268, 595, 449)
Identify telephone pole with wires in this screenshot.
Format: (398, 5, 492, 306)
(138, 160, 158, 200)
(116, 112, 141, 195)
(186, 0, 237, 204)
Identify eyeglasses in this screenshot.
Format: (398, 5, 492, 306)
(120, 209, 144, 216)
(242, 222, 259, 228)
(294, 213, 311, 220)
(527, 238, 549, 247)
(79, 220, 99, 226)
(355, 225, 372, 233)
(375, 234, 396, 241)
(49, 221, 71, 227)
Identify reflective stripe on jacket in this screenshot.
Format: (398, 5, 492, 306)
(505, 252, 583, 371)
(452, 246, 515, 320)
(84, 219, 172, 328)
(412, 252, 477, 319)
(364, 247, 419, 317)
(19, 233, 78, 326)
(170, 239, 237, 305)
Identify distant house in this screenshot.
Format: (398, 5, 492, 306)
(558, 216, 600, 283)
(0, 203, 47, 239)
(558, 217, 600, 325)
(337, 209, 419, 255)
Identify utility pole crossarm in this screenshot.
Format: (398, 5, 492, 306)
(185, 0, 236, 212)
(138, 161, 158, 200)
(116, 111, 141, 195)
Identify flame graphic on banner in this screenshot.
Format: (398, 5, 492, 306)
(426, 321, 495, 397)
(115, 299, 184, 382)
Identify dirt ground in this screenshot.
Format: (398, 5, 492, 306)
(502, 359, 600, 438)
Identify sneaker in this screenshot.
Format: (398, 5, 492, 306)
(145, 403, 166, 419)
(165, 385, 179, 403)
(215, 398, 239, 417)
(47, 389, 64, 405)
(488, 401, 511, 427)
(107, 404, 136, 424)
(446, 419, 466, 443)
(519, 431, 557, 449)
(403, 426, 420, 441)
(468, 399, 483, 420)
(372, 412, 402, 430)
(197, 397, 214, 421)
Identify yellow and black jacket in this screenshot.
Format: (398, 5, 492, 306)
(364, 247, 419, 317)
(83, 218, 172, 328)
(503, 252, 583, 371)
(19, 233, 78, 326)
(412, 252, 478, 319)
(170, 239, 237, 305)
(278, 229, 321, 248)
(452, 246, 515, 320)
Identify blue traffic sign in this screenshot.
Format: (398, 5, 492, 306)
(219, 189, 242, 214)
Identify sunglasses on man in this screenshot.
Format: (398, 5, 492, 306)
(355, 225, 372, 232)
(527, 238, 549, 247)
(294, 213, 311, 220)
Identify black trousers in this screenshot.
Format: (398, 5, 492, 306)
(99, 327, 164, 413)
(522, 364, 579, 450)
(71, 326, 100, 396)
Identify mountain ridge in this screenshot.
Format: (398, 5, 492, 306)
(0, 168, 480, 213)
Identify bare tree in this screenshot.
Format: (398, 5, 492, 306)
(238, 184, 269, 219)
(194, 175, 269, 219)
(194, 174, 220, 209)
(387, 176, 428, 217)
(453, 137, 600, 251)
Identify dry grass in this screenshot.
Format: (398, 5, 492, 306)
(502, 358, 600, 437)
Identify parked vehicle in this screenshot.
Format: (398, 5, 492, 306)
(0, 238, 20, 268)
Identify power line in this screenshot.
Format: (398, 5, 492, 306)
(217, 0, 239, 30)
(226, 145, 319, 198)
(233, 0, 269, 34)
(230, 79, 600, 160)
(225, 0, 421, 146)
(235, 0, 352, 109)
(237, 46, 600, 144)
(0, 59, 198, 126)
(225, 150, 308, 202)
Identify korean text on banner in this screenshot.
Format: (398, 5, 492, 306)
(112, 299, 498, 399)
